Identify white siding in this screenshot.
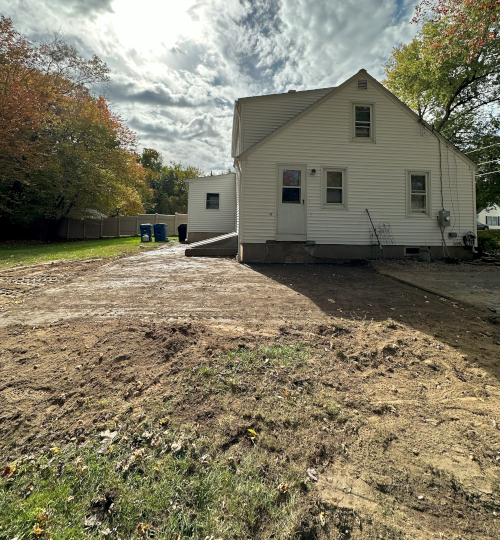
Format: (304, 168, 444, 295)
(240, 88, 333, 153)
(478, 204, 500, 229)
(187, 174, 236, 234)
(240, 80, 476, 247)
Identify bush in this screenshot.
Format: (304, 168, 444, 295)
(477, 230, 500, 255)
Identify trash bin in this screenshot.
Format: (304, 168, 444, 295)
(178, 223, 187, 242)
(154, 223, 168, 242)
(140, 223, 153, 242)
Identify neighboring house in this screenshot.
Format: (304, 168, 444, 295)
(185, 173, 236, 243)
(478, 204, 500, 229)
(187, 69, 478, 262)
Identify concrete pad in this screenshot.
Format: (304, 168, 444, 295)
(374, 261, 500, 314)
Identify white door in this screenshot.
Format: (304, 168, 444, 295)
(277, 164, 306, 239)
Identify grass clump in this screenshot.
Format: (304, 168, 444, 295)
(1, 420, 299, 539)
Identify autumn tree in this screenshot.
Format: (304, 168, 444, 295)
(384, 0, 500, 206)
(0, 17, 146, 225)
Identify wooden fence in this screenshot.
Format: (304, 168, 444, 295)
(57, 214, 188, 240)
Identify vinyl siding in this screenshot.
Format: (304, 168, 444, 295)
(240, 80, 476, 247)
(187, 174, 236, 234)
(478, 204, 500, 229)
(240, 88, 333, 153)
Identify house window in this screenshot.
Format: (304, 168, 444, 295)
(322, 168, 347, 208)
(282, 169, 301, 204)
(407, 171, 430, 215)
(206, 193, 219, 209)
(486, 216, 499, 226)
(354, 105, 371, 138)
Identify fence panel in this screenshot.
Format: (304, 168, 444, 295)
(101, 218, 118, 237)
(57, 214, 179, 240)
(120, 216, 138, 236)
(84, 218, 101, 239)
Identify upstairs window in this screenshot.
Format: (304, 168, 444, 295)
(407, 171, 430, 216)
(206, 193, 220, 209)
(354, 105, 371, 138)
(486, 216, 499, 226)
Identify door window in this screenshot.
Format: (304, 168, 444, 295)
(282, 169, 301, 204)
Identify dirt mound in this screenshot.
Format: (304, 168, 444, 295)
(1, 317, 500, 539)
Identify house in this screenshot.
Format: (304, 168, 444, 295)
(187, 69, 478, 262)
(478, 204, 500, 229)
(185, 173, 237, 243)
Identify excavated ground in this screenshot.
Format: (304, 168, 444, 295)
(1, 244, 500, 539)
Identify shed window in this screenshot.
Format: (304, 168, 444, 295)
(206, 193, 219, 209)
(354, 105, 371, 138)
(407, 171, 430, 215)
(486, 216, 499, 226)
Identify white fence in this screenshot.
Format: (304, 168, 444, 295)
(57, 214, 188, 240)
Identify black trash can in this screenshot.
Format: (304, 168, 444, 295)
(140, 223, 153, 242)
(154, 223, 168, 242)
(178, 223, 187, 242)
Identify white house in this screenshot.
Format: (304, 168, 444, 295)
(478, 204, 500, 229)
(185, 173, 236, 243)
(231, 69, 477, 263)
(186, 69, 478, 262)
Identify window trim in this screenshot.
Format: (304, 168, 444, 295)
(406, 170, 431, 217)
(205, 192, 220, 210)
(351, 102, 376, 143)
(321, 167, 348, 209)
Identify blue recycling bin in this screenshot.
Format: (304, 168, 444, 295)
(140, 223, 153, 242)
(154, 223, 168, 242)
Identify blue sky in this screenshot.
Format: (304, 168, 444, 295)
(0, 0, 417, 172)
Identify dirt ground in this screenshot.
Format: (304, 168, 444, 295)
(1, 244, 500, 539)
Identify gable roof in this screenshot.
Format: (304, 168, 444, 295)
(235, 69, 477, 170)
(234, 87, 334, 156)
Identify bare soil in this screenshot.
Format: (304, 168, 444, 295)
(1, 245, 500, 539)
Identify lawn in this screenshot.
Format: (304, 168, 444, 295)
(0, 237, 177, 269)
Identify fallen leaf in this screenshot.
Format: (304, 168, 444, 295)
(307, 468, 318, 482)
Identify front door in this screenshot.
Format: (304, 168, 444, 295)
(277, 164, 306, 239)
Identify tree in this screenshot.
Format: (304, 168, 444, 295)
(0, 17, 146, 224)
(151, 161, 204, 215)
(383, 1, 500, 206)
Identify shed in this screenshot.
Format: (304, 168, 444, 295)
(185, 173, 237, 243)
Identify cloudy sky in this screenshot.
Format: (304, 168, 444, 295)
(1, 0, 418, 172)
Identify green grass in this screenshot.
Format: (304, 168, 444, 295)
(478, 229, 500, 255)
(0, 420, 299, 540)
(0, 237, 178, 269)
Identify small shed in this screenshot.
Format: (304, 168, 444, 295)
(185, 173, 236, 243)
(478, 204, 500, 229)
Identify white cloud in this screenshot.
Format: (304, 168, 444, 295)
(0, 0, 418, 171)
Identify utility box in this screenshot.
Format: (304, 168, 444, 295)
(438, 210, 451, 227)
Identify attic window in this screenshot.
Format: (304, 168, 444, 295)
(357, 79, 368, 90)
